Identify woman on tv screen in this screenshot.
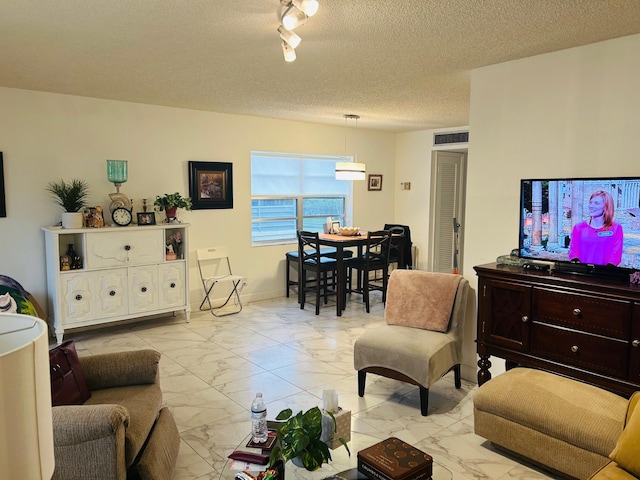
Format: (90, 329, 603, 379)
(568, 190, 623, 266)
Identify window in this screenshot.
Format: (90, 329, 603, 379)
(251, 151, 352, 245)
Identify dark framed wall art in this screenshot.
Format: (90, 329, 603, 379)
(0, 152, 6, 217)
(188, 161, 234, 209)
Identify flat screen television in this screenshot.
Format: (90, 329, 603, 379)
(519, 177, 640, 276)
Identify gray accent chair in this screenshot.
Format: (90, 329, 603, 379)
(354, 270, 469, 416)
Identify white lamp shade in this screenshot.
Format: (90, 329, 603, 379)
(0, 314, 55, 479)
(335, 162, 366, 180)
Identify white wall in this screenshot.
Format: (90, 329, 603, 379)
(0, 88, 396, 311)
(462, 34, 640, 380)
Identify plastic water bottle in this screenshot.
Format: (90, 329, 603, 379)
(251, 393, 268, 443)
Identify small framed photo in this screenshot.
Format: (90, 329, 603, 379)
(368, 174, 383, 191)
(189, 161, 233, 209)
(331, 221, 341, 234)
(137, 212, 156, 225)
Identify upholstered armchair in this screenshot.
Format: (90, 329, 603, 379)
(52, 349, 180, 480)
(354, 269, 469, 415)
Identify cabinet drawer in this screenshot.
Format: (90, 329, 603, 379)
(86, 230, 163, 268)
(533, 288, 631, 340)
(531, 323, 628, 378)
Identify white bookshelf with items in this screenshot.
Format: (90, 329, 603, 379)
(42, 223, 190, 343)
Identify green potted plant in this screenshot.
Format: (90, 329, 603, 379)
(46, 179, 90, 229)
(268, 407, 350, 472)
(154, 192, 192, 222)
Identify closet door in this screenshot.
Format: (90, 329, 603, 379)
(428, 151, 467, 273)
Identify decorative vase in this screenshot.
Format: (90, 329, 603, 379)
(61, 212, 84, 229)
(165, 207, 178, 222)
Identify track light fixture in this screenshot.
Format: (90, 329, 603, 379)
(277, 0, 319, 62)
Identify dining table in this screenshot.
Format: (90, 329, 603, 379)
(317, 232, 369, 316)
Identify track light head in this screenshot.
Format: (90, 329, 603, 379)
(282, 4, 307, 30)
(281, 41, 296, 62)
(278, 25, 301, 49)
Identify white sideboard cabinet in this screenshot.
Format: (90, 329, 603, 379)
(43, 224, 190, 343)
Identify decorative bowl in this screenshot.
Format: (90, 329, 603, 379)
(338, 226, 360, 236)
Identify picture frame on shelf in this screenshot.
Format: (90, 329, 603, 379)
(137, 212, 156, 225)
(368, 174, 383, 191)
(188, 161, 233, 209)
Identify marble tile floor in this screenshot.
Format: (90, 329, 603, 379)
(67, 294, 560, 480)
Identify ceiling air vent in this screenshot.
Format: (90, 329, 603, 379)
(433, 131, 469, 146)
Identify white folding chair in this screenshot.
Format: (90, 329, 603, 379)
(196, 246, 244, 317)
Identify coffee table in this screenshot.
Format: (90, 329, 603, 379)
(219, 431, 452, 480)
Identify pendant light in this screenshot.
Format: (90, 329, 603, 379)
(336, 114, 366, 180)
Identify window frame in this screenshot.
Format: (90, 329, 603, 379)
(251, 152, 353, 246)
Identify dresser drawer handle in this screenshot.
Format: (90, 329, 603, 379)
(633, 340, 640, 348)
(109, 290, 116, 296)
(571, 345, 579, 353)
(521, 315, 529, 323)
(170, 282, 176, 288)
(124, 245, 131, 251)
(141, 287, 147, 293)
(572, 308, 581, 316)
(75, 294, 82, 301)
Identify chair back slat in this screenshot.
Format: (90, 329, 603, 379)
(297, 230, 322, 265)
(364, 230, 392, 268)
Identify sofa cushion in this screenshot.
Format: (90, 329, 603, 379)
(474, 368, 628, 479)
(590, 461, 638, 480)
(609, 392, 640, 477)
(85, 383, 163, 468)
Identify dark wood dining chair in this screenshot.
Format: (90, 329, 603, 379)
(345, 230, 392, 313)
(297, 230, 338, 315)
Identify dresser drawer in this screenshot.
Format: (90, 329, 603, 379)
(533, 288, 631, 340)
(86, 230, 163, 268)
(531, 323, 628, 378)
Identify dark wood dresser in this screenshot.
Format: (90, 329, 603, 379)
(475, 262, 640, 397)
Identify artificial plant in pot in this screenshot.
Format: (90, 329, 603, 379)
(46, 179, 89, 229)
(154, 192, 192, 222)
(268, 406, 350, 472)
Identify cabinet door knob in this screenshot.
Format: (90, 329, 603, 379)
(109, 290, 116, 296)
(141, 286, 147, 293)
(124, 245, 131, 251)
(521, 315, 529, 323)
(633, 340, 640, 348)
(571, 345, 579, 353)
(572, 308, 581, 316)
(170, 282, 176, 288)
(75, 294, 83, 301)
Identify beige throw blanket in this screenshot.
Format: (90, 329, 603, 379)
(385, 270, 462, 332)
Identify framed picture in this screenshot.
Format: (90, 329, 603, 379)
(189, 161, 233, 209)
(0, 152, 6, 218)
(368, 174, 383, 191)
(137, 212, 156, 225)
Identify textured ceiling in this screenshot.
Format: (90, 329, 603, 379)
(2, 1, 640, 132)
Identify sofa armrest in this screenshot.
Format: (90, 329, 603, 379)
(52, 404, 130, 445)
(79, 349, 161, 390)
(52, 404, 129, 480)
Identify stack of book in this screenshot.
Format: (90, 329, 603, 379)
(357, 437, 433, 480)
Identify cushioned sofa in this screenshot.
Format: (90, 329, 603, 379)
(52, 349, 180, 480)
(474, 368, 639, 479)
